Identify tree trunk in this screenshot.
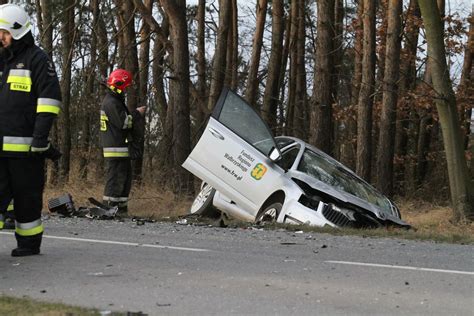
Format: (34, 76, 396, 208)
(245, 0, 267, 107)
(225, 0, 239, 90)
(356, 0, 376, 181)
(151, 6, 169, 130)
(292, 0, 307, 140)
(278, 9, 291, 133)
(116, 0, 139, 111)
(159, 0, 193, 194)
(134, 0, 153, 182)
(286, 0, 300, 136)
(195, 0, 207, 126)
(207, 0, 231, 110)
(37, 0, 60, 184)
(79, 0, 102, 180)
(458, 11, 473, 150)
(418, 0, 474, 221)
(340, 0, 364, 170)
(375, 0, 402, 196)
(310, 0, 335, 154)
(395, 0, 420, 159)
(261, 0, 284, 132)
(375, 0, 388, 99)
(59, 0, 75, 182)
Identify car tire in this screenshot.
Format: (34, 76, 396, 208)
(256, 202, 283, 224)
(190, 182, 220, 218)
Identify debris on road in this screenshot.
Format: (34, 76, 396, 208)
(48, 193, 76, 216)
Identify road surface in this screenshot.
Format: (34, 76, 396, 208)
(1, 216, 473, 315)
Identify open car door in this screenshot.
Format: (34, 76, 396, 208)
(182, 88, 285, 216)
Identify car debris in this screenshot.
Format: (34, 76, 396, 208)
(47, 195, 122, 220)
(48, 193, 76, 216)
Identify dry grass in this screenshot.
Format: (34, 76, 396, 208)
(0, 295, 109, 316)
(398, 199, 474, 238)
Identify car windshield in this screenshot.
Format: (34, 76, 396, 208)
(218, 92, 276, 156)
(298, 149, 391, 211)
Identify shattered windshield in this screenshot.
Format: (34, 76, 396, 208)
(298, 149, 391, 211)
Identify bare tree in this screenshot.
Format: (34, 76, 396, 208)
(159, 0, 193, 194)
(340, 0, 364, 170)
(292, 0, 307, 140)
(225, 0, 239, 90)
(458, 11, 473, 150)
(310, 0, 335, 154)
(58, 0, 75, 182)
(245, 0, 268, 107)
(418, 0, 474, 221)
(375, 0, 402, 196)
(286, 0, 299, 135)
(356, 0, 376, 181)
(78, 0, 102, 179)
(195, 0, 207, 126)
(261, 0, 284, 131)
(207, 0, 231, 110)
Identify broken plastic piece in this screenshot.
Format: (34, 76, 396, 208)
(85, 206, 118, 219)
(48, 194, 75, 216)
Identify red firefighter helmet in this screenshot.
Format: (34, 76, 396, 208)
(107, 69, 132, 92)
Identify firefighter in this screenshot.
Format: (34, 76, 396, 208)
(100, 69, 146, 215)
(0, 4, 62, 256)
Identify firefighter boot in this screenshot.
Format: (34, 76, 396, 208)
(12, 233, 42, 257)
(11, 247, 40, 256)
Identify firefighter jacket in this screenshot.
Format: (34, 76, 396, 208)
(100, 89, 140, 159)
(0, 33, 62, 157)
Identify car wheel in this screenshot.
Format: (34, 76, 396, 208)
(256, 202, 283, 224)
(190, 182, 220, 218)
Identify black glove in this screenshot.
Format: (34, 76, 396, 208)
(30, 143, 62, 161)
(43, 145, 62, 161)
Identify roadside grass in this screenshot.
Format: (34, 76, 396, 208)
(43, 179, 474, 244)
(0, 295, 122, 316)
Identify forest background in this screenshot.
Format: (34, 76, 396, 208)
(3, 0, 473, 226)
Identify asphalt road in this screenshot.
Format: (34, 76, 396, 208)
(1, 216, 473, 315)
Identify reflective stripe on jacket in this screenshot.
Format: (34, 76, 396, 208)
(0, 42, 62, 157)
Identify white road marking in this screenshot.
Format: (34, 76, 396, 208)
(326, 260, 474, 276)
(0, 231, 211, 252)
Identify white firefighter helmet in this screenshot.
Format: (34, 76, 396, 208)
(0, 4, 31, 40)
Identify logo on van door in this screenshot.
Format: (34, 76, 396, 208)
(251, 163, 267, 180)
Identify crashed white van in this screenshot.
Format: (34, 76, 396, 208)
(183, 88, 409, 228)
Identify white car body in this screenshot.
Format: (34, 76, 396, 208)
(183, 88, 409, 228)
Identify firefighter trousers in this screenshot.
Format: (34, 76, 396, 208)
(103, 158, 132, 212)
(0, 157, 45, 249)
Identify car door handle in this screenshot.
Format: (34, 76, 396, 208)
(208, 127, 224, 140)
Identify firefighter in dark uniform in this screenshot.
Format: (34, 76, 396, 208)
(0, 4, 62, 256)
(100, 69, 146, 215)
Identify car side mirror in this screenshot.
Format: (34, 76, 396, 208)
(269, 147, 282, 162)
